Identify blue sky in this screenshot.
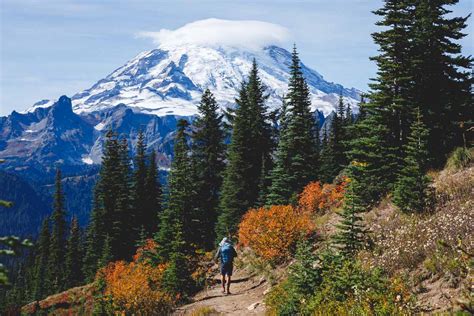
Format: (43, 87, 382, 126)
(0, 0, 472, 115)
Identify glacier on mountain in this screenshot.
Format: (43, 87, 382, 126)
(26, 44, 360, 117)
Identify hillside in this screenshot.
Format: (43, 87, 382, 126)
(21, 161, 473, 315)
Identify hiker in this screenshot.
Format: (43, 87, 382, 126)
(214, 237, 237, 295)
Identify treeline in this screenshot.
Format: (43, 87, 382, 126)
(1, 0, 471, 310)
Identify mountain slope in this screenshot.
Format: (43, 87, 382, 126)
(28, 45, 360, 117)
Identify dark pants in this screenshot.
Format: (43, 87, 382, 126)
(220, 262, 233, 276)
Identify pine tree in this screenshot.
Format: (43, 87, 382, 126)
(48, 168, 67, 293)
(143, 150, 162, 237)
(98, 234, 113, 268)
(191, 89, 226, 250)
(217, 62, 273, 240)
(266, 99, 294, 205)
(82, 189, 104, 281)
(132, 130, 149, 240)
(288, 240, 321, 296)
(347, 102, 399, 205)
(267, 46, 318, 203)
(319, 94, 349, 183)
(83, 131, 134, 277)
(161, 223, 194, 299)
(111, 138, 134, 260)
(33, 217, 50, 300)
(64, 216, 83, 289)
(371, 0, 414, 158)
(410, 0, 472, 167)
(155, 120, 195, 261)
(333, 164, 367, 257)
(393, 109, 431, 212)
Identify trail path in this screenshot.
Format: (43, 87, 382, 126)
(174, 266, 267, 315)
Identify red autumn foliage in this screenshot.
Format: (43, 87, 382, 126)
(298, 178, 348, 214)
(238, 205, 315, 263)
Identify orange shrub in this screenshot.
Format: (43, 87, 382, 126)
(238, 205, 315, 263)
(96, 240, 175, 314)
(298, 179, 347, 214)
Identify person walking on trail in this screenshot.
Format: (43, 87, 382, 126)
(214, 237, 237, 295)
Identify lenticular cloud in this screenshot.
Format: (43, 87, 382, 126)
(138, 18, 290, 50)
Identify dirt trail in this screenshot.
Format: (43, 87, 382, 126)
(174, 267, 268, 315)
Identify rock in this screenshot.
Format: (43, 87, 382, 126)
(263, 287, 272, 295)
(247, 302, 260, 310)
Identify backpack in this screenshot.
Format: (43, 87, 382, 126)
(220, 243, 234, 264)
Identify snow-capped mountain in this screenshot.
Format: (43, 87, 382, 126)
(0, 38, 361, 237)
(28, 44, 360, 117)
(2, 43, 360, 179)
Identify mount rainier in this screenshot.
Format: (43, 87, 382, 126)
(0, 38, 361, 236)
(30, 44, 360, 117)
(2, 42, 360, 174)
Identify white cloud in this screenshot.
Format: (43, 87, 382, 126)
(137, 18, 290, 50)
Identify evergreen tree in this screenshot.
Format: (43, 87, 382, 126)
(155, 120, 195, 261)
(333, 164, 367, 257)
(82, 189, 104, 281)
(64, 216, 83, 289)
(266, 99, 294, 205)
(393, 109, 431, 212)
(83, 131, 134, 277)
(410, 0, 472, 167)
(346, 102, 399, 205)
(319, 94, 349, 183)
(217, 62, 273, 240)
(33, 217, 50, 300)
(267, 46, 318, 203)
(371, 0, 414, 159)
(48, 168, 67, 293)
(132, 130, 149, 240)
(111, 138, 133, 260)
(288, 240, 321, 296)
(191, 89, 226, 250)
(143, 150, 162, 237)
(98, 234, 113, 269)
(161, 223, 194, 299)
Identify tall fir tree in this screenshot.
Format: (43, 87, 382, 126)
(47, 168, 67, 293)
(410, 0, 472, 167)
(216, 62, 273, 240)
(266, 99, 294, 205)
(267, 46, 318, 204)
(143, 150, 162, 237)
(82, 188, 104, 281)
(111, 138, 134, 260)
(33, 217, 50, 300)
(346, 0, 413, 202)
(132, 130, 149, 240)
(155, 120, 195, 261)
(319, 94, 349, 183)
(83, 130, 134, 278)
(346, 102, 399, 205)
(333, 163, 367, 257)
(371, 0, 414, 159)
(393, 109, 431, 212)
(160, 223, 194, 299)
(191, 89, 226, 250)
(64, 216, 83, 289)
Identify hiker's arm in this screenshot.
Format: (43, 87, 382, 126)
(213, 247, 221, 262)
(232, 247, 237, 258)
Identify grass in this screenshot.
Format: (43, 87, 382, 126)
(189, 306, 221, 316)
(445, 147, 472, 171)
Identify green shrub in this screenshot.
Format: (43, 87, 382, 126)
(445, 147, 472, 171)
(266, 250, 413, 315)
